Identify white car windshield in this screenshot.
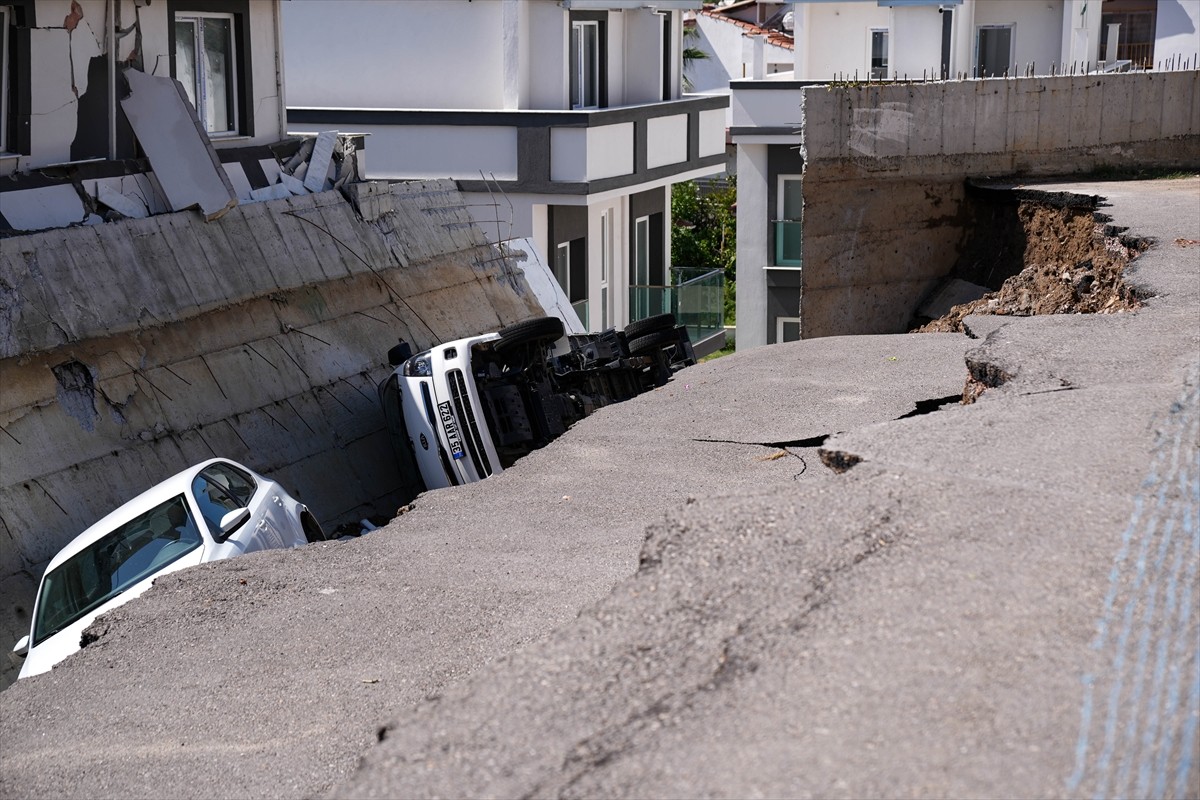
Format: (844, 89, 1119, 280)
(32, 495, 202, 645)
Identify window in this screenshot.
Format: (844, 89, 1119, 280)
(977, 25, 1014, 77)
(774, 175, 803, 267)
(570, 12, 606, 110)
(633, 216, 650, 320)
(776, 317, 801, 344)
(32, 495, 202, 646)
(191, 462, 257, 535)
(600, 209, 612, 329)
(1, 6, 9, 152)
(174, 13, 236, 134)
(1100, 5, 1156, 69)
(571, 21, 599, 108)
(554, 239, 590, 329)
(169, 1, 252, 137)
(869, 29, 889, 80)
(554, 242, 571, 298)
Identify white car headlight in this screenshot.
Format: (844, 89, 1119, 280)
(403, 351, 433, 377)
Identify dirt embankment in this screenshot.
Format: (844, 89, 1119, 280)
(917, 195, 1148, 334)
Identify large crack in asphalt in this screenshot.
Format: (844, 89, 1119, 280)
(695, 393, 965, 477)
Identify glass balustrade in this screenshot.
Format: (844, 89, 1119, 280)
(628, 268, 724, 345)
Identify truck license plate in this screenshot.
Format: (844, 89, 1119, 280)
(438, 401, 465, 459)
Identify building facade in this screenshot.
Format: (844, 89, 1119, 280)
(729, 0, 1200, 349)
(284, 0, 730, 336)
(0, 0, 311, 232)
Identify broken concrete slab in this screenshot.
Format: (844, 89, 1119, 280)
(281, 173, 308, 196)
(304, 131, 338, 193)
(97, 185, 149, 219)
(249, 183, 292, 202)
(119, 68, 237, 221)
(1, 184, 87, 231)
(89, 174, 169, 215)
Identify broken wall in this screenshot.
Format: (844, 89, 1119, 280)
(5, 0, 284, 176)
(798, 70, 1200, 337)
(0, 179, 544, 687)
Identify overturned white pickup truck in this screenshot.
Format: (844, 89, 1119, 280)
(378, 314, 695, 491)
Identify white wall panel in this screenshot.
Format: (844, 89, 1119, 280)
(551, 128, 588, 181)
(646, 114, 688, 169)
(360, 126, 518, 181)
(586, 123, 634, 180)
(283, 0, 505, 109)
(698, 108, 727, 157)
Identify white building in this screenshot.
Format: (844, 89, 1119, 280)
(0, 0, 322, 232)
(283, 0, 730, 341)
(728, 0, 1200, 349)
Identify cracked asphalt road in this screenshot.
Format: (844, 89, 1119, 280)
(1, 178, 1197, 800)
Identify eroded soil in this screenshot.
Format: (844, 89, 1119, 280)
(917, 199, 1147, 333)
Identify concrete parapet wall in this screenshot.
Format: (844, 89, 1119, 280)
(798, 71, 1200, 338)
(0, 180, 543, 685)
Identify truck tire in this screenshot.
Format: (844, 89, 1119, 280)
(495, 316, 565, 352)
(628, 328, 679, 356)
(624, 313, 676, 340)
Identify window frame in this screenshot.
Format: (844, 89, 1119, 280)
(569, 11, 607, 110)
(2, 0, 34, 157)
(774, 174, 803, 268)
(869, 28, 890, 80)
(975, 24, 1015, 78)
(599, 208, 612, 329)
(554, 241, 572, 299)
(1, 5, 9, 153)
(776, 317, 802, 344)
(191, 462, 258, 537)
(167, 0, 253, 138)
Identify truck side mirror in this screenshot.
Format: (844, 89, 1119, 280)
(388, 340, 413, 366)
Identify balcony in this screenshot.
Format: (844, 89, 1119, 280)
(287, 95, 729, 196)
(629, 267, 725, 351)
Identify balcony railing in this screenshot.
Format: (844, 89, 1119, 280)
(629, 267, 725, 345)
(773, 220, 803, 267)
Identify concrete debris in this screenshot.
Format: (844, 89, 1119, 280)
(245, 130, 344, 200)
(249, 183, 293, 203)
(304, 131, 338, 193)
(119, 68, 237, 221)
(280, 173, 308, 196)
(97, 185, 149, 219)
(1, 185, 87, 230)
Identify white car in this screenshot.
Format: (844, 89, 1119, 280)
(11, 458, 325, 679)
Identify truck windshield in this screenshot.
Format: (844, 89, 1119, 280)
(32, 496, 202, 644)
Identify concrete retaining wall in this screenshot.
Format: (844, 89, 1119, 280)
(0, 180, 543, 685)
(798, 70, 1200, 337)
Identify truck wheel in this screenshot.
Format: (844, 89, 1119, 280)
(624, 313, 676, 340)
(628, 328, 679, 356)
(495, 316, 565, 353)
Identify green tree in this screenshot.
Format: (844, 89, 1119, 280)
(682, 22, 710, 92)
(671, 178, 736, 324)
